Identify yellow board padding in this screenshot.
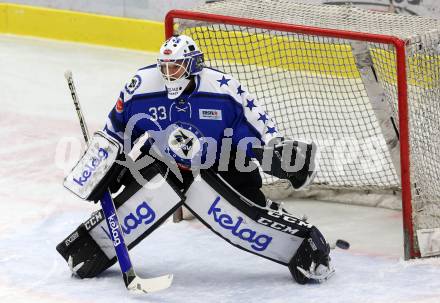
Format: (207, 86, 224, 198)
(1, 4, 439, 89)
(185, 26, 361, 78)
(0, 4, 7, 32)
(0, 3, 165, 52)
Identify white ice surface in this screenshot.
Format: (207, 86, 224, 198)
(1, 34, 440, 303)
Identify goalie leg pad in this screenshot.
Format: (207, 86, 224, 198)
(184, 170, 329, 271)
(56, 218, 112, 278)
(56, 163, 184, 278)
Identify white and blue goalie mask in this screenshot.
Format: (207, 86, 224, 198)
(157, 35, 204, 99)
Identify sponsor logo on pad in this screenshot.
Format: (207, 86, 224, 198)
(208, 196, 272, 252)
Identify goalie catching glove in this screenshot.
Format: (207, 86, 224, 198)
(253, 138, 318, 189)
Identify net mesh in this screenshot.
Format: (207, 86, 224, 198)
(172, 0, 440, 254)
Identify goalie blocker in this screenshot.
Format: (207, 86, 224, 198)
(57, 164, 333, 284)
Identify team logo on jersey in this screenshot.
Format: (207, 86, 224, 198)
(199, 109, 222, 120)
(166, 123, 203, 167)
(115, 97, 124, 113)
(125, 75, 142, 95)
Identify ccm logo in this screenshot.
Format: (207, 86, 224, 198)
(84, 211, 104, 231)
(256, 217, 299, 235)
(267, 211, 313, 228)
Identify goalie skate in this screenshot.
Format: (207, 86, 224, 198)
(296, 261, 335, 283)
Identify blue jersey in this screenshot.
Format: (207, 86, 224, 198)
(104, 65, 280, 167)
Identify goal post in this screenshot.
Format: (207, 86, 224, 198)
(164, 0, 440, 260)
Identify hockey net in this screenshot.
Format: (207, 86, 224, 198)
(165, 0, 440, 259)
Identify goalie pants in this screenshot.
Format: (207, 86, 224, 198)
(56, 163, 324, 278)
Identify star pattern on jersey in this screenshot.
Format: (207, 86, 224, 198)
(246, 99, 257, 111)
(266, 125, 277, 134)
(237, 85, 245, 96)
(217, 76, 231, 87)
(258, 112, 269, 124)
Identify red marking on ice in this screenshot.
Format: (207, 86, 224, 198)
(344, 248, 400, 260)
(0, 277, 86, 303)
(388, 212, 402, 219)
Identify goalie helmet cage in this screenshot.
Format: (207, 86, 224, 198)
(165, 0, 440, 260)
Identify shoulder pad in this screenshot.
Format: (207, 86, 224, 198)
(198, 68, 242, 101)
(122, 66, 165, 102)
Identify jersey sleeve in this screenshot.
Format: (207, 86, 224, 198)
(103, 72, 143, 147)
(229, 79, 281, 157)
(103, 68, 166, 154)
(103, 91, 127, 144)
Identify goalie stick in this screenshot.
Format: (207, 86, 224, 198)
(64, 70, 173, 293)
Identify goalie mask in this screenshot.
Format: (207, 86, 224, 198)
(157, 35, 204, 99)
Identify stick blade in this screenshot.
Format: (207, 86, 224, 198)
(127, 274, 173, 294)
